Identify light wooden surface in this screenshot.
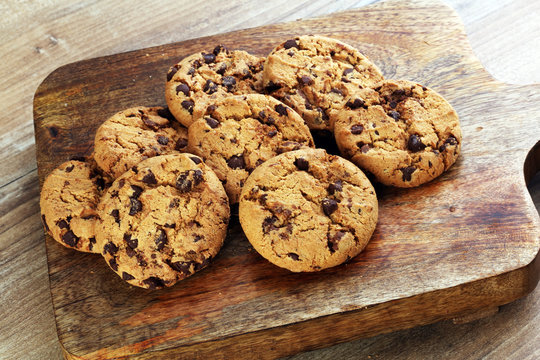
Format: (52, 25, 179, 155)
(1, 0, 539, 359)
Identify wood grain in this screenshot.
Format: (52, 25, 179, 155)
(1, 0, 540, 359)
(30, 0, 540, 358)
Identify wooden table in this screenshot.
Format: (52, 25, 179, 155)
(1, 0, 539, 359)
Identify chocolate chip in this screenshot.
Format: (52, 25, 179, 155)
(341, 76, 350, 83)
(294, 157, 309, 171)
(205, 116, 219, 128)
(129, 198, 142, 215)
(157, 136, 169, 145)
(361, 144, 371, 153)
(266, 116, 276, 125)
(41, 215, 50, 232)
(262, 216, 278, 233)
(157, 107, 175, 121)
(408, 134, 426, 152)
(155, 229, 168, 251)
(216, 63, 227, 75)
(103, 242, 118, 256)
(265, 81, 282, 93)
(122, 272, 135, 281)
(61, 230, 78, 247)
(168, 260, 192, 274)
(392, 89, 405, 97)
(401, 166, 416, 181)
(222, 76, 236, 91)
(202, 52, 216, 63)
(142, 116, 160, 130)
(298, 75, 313, 86)
(176, 83, 190, 96)
(389, 101, 397, 109)
(328, 231, 345, 253)
(227, 155, 245, 169)
(167, 65, 179, 81)
(287, 50, 294, 56)
(118, 179, 126, 188)
(126, 236, 138, 250)
(110, 209, 120, 224)
(203, 79, 218, 94)
(64, 164, 74, 172)
(176, 138, 188, 150)
(346, 98, 365, 109)
(56, 219, 69, 229)
(328, 180, 343, 194)
(131, 185, 143, 198)
(176, 173, 192, 193)
(445, 136, 458, 146)
(142, 171, 157, 184)
(330, 50, 336, 57)
(283, 39, 299, 49)
(343, 68, 354, 76)
(351, 124, 364, 134)
(143, 277, 165, 289)
(192, 170, 203, 186)
(288, 253, 300, 261)
(213, 44, 227, 55)
(422, 86, 427, 91)
(274, 104, 288, 117)
(190, 156, 202, 164)
(187, 67, 195, 75)
(322, 198, 338, 216)
(181, 100, 194, 114)
(330, 88, 343, 96)
(109, 258, 118, 271)
(388, 110, 400, 120)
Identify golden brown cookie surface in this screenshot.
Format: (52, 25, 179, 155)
(40, 159, 110, 253)
(187, 94, 314, 204)
(165, 45, 265, 127)
(239, 148, 378, 272)
(333, 80, 461, 187)
(93, 106, 187, 179)
(96, 154, 229, 289)
(262, 35, 384, 131)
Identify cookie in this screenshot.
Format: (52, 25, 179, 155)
(96, 153, 229, 289)
(40, 159, 110, 253)
(165, 45, 265, 127)
(333, 80, 462, 187)
(187, 94, 314, 204)
(239, 148, 378, 272)
(262, 35, 384, 131)
(93, 106, 188, 179)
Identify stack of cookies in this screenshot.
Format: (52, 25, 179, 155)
(40, 35, 461, 289)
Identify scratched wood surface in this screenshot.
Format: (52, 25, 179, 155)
(30, 0, 540, 359)
(2, 0, 540, 359)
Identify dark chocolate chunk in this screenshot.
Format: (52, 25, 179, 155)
(400, 166, 416, 181)
(155, 229, 168, 251)
(181, 100, 194, 114)
(202, 52, 216, 63)
(322, 198, 338, 216)
(142, 171, 157, 184)
(65, 164, 74, 172)
(274, 104, 288, 116)
(328, 180, 343, 194)
(328, 231, 345, 253)
(142, 115, 160, 131)
(176, 138, 188, 150)
(103, 242, 118, 256)
(330, 88, 343, 96)
(176, 83, 190, 96)
(167, 260, 192, 274)
(266, 116, 276, 125)
(388, 110, 401, 120)
(143, 277, 165, 289)
(192, 170, 203, 186)
(287, 50, 294, 56)
(222, 76, 236, 91)
(193, 235, 203, 242)
(213, 44, 227, 55)
(203, 79, 218, 94)
(187, 67, 195, 75)
(265, 81, 282, 93)
(294, 157, 309, 171)
(205, 116, 220, 128)
(389, 101, 397, 109)
(283, 39, 299, 49)
(267, 129, 278, 137)
(346, 98, 365, 109)
(157, 107, 175, 121)
(109, 258, 118, 271)
(288, 253, 300, 261)
(408, 134, 426, 152)
(131, 185, 143, 198)
(392, 89, 405, 97)
(227, 155, 245, 169)
(110, 209, 120, 224)
(129, 198, 142, 215)
(175, 173, 192, 193)
(298, 75, 313, 86)
(167, 65, 179, 81)
(351, 124, 364, 135)
(61, 230, 79, 247)
(122, 272, 135, 281)
(343, 68, 354, 76)
(262, 216, 278, 233)
(56, 219, 69, 229)
(190, 156, 202, 164)
(216, 63, 227, 75)
(157, 135, 169, 145)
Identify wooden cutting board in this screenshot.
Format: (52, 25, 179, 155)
(33, 0, 540, 359)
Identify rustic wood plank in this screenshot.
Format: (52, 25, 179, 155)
(30, 0, 540, 358)
(1, 0, 540, 359)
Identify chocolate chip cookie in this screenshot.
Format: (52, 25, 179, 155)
(262, 35, 384, 131)
(187, 94, 314, 204)
(333, 80, 462, 187)
(239, 148, 378, 272)
(40, 159, 110, 253)
(96, 153, 229, 289)
(93, 106, 188, 179)
(165, 45, 265, 127)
